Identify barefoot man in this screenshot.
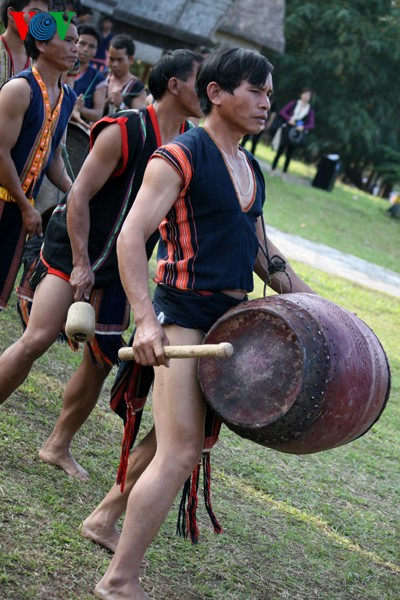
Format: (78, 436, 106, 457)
(93, 45, 314, 599)
(0, 49, 204, 481)
(0, 12, 77, 312)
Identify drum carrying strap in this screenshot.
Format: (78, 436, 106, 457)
(259, 215, 292, 294)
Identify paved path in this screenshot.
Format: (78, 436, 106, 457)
(267, 226, 400, 298)
(256, 158, 399, 297)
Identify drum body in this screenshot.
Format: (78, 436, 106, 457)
(198, 294, 390, 454)
(64, 121, 90, 180)
(35, 122, 90, 216)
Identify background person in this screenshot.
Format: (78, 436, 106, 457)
(0, 0, 50, 86)
(121, 76, 147, 109)
(270, 87, 315, 177)
(104, 33, 146, 113)
(91, 14, 114, 72)
(75, 5, 92, 25)
(68, 24, 107, 127)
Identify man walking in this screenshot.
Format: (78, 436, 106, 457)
(94, 45, 314, 600)
(0, 49, 204, 484)
(0, 12, 77, 311)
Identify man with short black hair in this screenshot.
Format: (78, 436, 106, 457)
(104, 33, 146, 112)
(94, 45, 314, 600)
(69, 23, 107, 124)
(0, 49, 204, 489)
(0, 14, 77, 311)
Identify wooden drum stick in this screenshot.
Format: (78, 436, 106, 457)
(118, 342, 234, 361)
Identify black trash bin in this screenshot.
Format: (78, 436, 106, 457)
(312, 154, 340, 191)
(388, 203, 400, 218)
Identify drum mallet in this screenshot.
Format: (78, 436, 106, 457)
(65, 301, 95, 343)
(118, 342, 234, 361)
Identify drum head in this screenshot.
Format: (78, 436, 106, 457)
(198, 302, 304, 429)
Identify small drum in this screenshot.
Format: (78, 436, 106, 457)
(198, 294, 390, 454)
(35, 121, 90, 216)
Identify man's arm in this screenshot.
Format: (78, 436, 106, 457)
(254, 217, 315, 294)
(76, 85, 108, 123)
(128, 89, 148, 110)
(45, 144, 73, 193)
(117, 157, 183, 367)
(66, 123, 123, 301)
(0, 78, 43, 237)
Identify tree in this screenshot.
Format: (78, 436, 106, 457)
(266, 0, 400, 189)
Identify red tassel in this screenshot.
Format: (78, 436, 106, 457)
(115, 395, 137, 493)
(186, 462, 200, 544)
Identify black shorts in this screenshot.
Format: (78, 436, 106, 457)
(153, 284, 245, 333)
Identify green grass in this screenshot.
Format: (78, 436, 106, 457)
(0, 158, 399, 599)
(254, 144, 399, 272)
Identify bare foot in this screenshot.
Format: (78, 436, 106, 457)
(80, 519, 121, 554)
(80, 520, 149, 568)
(94, 581, 152, 599)
(38, 445, 89, 481)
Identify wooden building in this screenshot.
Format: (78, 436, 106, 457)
(81, 0, 285, 64)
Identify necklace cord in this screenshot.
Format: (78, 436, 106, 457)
(222, 149, 253, 196)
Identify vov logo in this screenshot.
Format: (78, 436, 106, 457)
(11, 11, 76, 41)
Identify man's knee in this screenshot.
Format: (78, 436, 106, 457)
(169, 438, 203, 475)
(19, 327, 55, 360)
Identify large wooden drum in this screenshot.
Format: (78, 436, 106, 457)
(198, 294, 391, 454)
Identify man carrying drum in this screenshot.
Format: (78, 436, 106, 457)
(94, 45, 314, 600)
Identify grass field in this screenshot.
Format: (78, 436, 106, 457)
(0, 148, 399, 599)
(252, 144, 399, 273)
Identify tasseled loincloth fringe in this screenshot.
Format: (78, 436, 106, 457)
(176, 451, 223, 544)
(110, 337, 224, 543)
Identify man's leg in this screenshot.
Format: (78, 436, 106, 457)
(81, 427, 156, 552)
(0, 201, 25, 311)
(39, 278, 130, 480)
(0, 274, 73, 404)
(39, 342, 112, 481)
(94, 325, 206, 600)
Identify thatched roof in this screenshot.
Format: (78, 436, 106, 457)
(83, 0, 235, 48)
(217, 0, 286, 53)
(118, 0, 234, 49)
(82, 0, 285, 60)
